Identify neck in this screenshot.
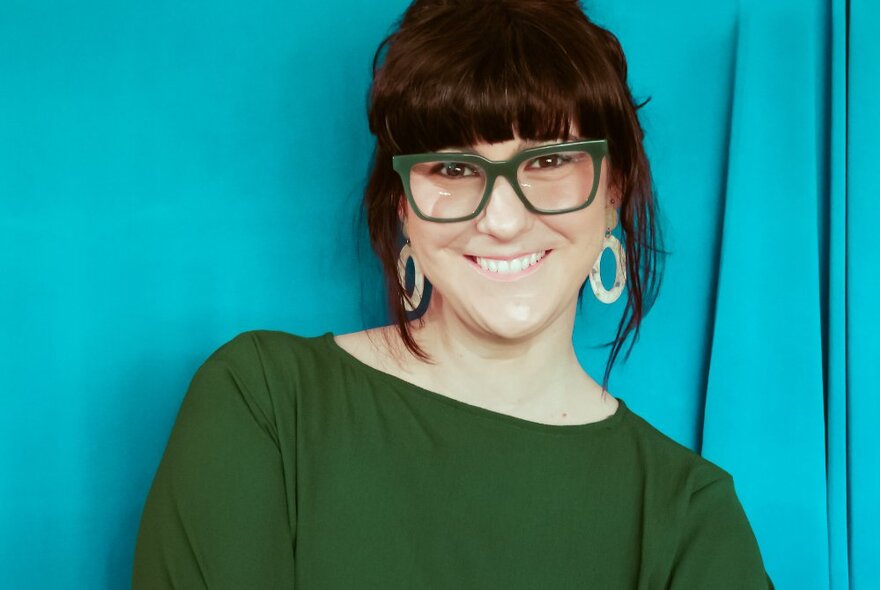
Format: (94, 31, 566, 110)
(404, 294, 595, 414)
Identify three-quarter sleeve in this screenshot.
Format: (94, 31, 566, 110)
(668, 474, 774, 589)
(131, 338, 296, 589)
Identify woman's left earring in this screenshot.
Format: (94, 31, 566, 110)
(397, 239, 424, 312)
(589, 208, 627, 304)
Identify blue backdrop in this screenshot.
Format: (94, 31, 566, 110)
(1, 0, 876, 588)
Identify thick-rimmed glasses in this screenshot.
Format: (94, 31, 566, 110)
(392, 139, 608, 223)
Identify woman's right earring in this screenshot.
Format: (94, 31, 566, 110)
(589, 208, 627, 304)
(397, 239, 424, 312)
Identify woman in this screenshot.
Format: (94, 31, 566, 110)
(132, 0, 774, 588)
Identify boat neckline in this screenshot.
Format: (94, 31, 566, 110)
(316, 330, 628, 436)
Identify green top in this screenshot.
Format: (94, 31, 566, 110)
(132, 330, 774, 589)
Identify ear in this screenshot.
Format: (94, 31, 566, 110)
(606, 185, 622, 210)
(397, 198, 408, 225)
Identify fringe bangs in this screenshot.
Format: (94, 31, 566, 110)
(370, 3, 616, 154)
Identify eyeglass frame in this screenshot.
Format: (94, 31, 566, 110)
(391, 138, 609, 223)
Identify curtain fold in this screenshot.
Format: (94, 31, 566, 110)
(844, 1, 880, 589)
(700, 0, 878, 587)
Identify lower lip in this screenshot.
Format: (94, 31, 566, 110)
(464, 250, 552, 282)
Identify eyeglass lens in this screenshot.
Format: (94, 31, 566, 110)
(408, 151, 596, 219)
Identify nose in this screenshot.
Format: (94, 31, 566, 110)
(474, 175, 532, 238)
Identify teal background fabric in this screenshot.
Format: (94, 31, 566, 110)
(0, 0, 875, 588)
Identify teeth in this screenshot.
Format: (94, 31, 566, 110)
(475, 251, 546, 274)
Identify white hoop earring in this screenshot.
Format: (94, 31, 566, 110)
(589, 209, 627, 304)
(397, 240, 424, 312)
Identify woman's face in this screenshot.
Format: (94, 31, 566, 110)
(400, 131, 618, 341)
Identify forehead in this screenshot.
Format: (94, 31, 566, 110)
(441, 138, 557, 150)
(438, 124, 582, 155)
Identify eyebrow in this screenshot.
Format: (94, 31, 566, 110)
(440, 139, 557, 152)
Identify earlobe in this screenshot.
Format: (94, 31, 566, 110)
(607, 187, 622, 210)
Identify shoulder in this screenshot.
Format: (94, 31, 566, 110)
(182, 329, 332, 430)
(207, 328, 326, 370)
(615, 405, 752, 559)
(205, 325, 404, 386)
(195, 329, 332, 403)
(621, 404, 733, 495)
(209, 328, 311, 357)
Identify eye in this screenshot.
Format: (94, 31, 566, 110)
(431, 161, 480, 178)
(526, 153, 573, 169)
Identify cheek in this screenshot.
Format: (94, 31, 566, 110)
(406, 224, 460, 267)
(547, 215, 608, 279)
(546, 208, 605, 244)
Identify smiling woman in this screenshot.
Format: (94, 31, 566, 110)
(365, 2, 662, 402)
(131, 1, 774, 588)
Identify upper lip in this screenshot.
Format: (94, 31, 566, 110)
(465, 249, 550, 261)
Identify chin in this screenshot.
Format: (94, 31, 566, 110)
(476, 309, 547, 339)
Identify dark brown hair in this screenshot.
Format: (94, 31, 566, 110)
(359, 0, 666, 397)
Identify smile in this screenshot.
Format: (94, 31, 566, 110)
(464, 250, 552, 282)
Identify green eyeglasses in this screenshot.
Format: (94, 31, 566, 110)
(392, 138, 608, 223)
